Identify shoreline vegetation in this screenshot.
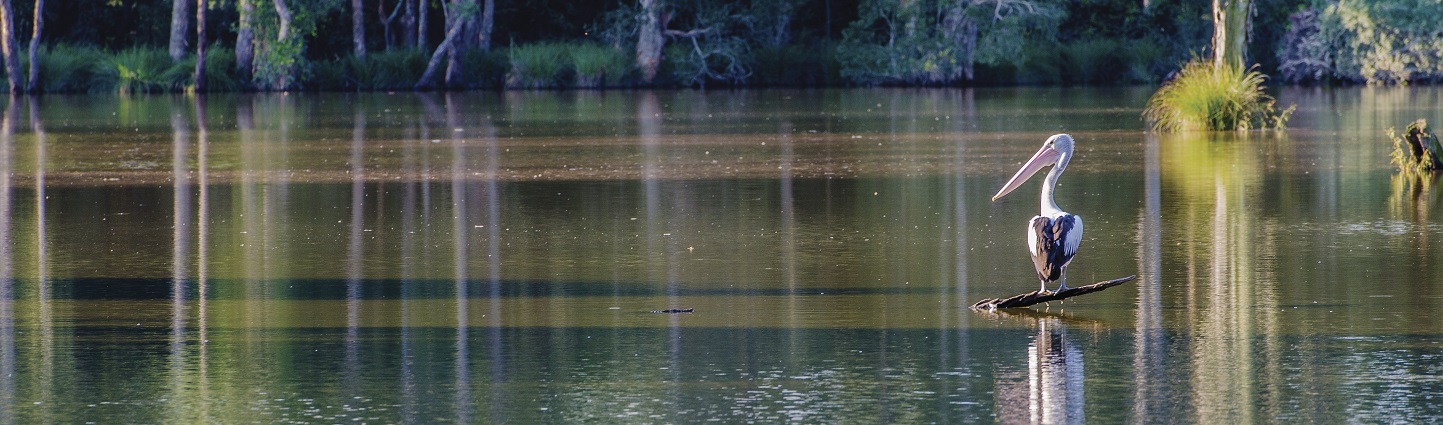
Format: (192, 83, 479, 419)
(0, 0, 1434, 94)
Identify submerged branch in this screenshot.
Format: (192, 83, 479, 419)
(970, 275, 1136, 310)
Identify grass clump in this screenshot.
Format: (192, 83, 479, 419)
(314, 49, 427, 91)
(97, 47, 176, 93)
(506, 42, 568, 89)
(1390, 119, 1443, 174)
(753, 44, 839, 86)
(1144, 59, 1295, 132)
(569, 43, 630, 88)
(36, 44, 105, 93)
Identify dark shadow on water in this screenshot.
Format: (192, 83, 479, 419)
(33, 277, 959, 300)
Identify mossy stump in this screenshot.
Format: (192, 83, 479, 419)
(1390, 119, 1443, 174)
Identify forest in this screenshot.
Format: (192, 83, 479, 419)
(0, 0, 1434, 92)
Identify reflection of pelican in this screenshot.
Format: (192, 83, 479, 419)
(993, 134, 1083, 294)
(994, 317, 1085, 424)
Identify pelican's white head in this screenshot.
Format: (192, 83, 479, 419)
(991, 134, 1075, 202)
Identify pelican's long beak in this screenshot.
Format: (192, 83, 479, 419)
(992, 144, 1061, 201)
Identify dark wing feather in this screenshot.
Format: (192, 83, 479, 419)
(1029, 215, 1078, 282)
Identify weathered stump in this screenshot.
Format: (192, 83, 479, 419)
(970, 275, 1137, 311)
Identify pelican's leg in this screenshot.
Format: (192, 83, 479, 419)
(1040, 279, 1050, 294)
(1056, 273, 1071, 292)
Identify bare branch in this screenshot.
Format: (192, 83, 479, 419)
(971, 275, 1136, 310)
(665, 27, 713, 39)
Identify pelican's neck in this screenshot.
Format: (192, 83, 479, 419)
(1039, 161, 1066, 216)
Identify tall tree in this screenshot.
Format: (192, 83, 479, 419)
(195, 0, 207, 91)
(443, 0, 472, 86)
(237, 0, 255, 81)
(352, 0, 366, 57)
(401, 0, 415, 47)
(380, 0, 403, 48)
(942, 2, 979, 81)
(416, 0, 428, 49)
(1212, 0, 1251, 69)
(838, 0, 1050, 85)
(274, 0, 293, 42)
(170, 0, 192, 61)
(25, 0, 40, 93)
(476, 0, 493, 51)
(0, 0, 18, 94)
(414, 0, 471, 89)
(636, 0, 664, 83)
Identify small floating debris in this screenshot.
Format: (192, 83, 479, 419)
(650, 308, 695, 314)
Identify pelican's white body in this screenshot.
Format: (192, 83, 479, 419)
(993, 134, 1084, 293)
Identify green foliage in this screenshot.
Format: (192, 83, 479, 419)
(666, 35, 752, 87)
(992, 36, 1173, 85)
(836, 0, 1061, 85)
(507, 42, 569, 89)
(20, 44, 239, 94)
(752, 45, 839, 86)
(569, 43, 631, 88)
(201, 47, 242, 92)
(593, 1, 644, 54)
(1060, 38, 1125, 84)
(1144, 60, 1295, 132)
(312, 49, 427, 91)
(37, 45, 106, 93)
(460, 49, 509, 90)
(1124, 38, 1173, 83)
(253, 35, 307, 90)
(247, 0, 344, 90)
(1281, 1, 1443, 84)
(659, 2, 754, 87)
(1, 0, 1324, 90)
(1020, 37, 1171, 85)
(97, 47, 176, 94)
(1390, 119, 1443, 174)
(498, 41, 631, 89)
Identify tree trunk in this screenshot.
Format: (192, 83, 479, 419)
(445, 31, 461, 86)
(442, 0, 468, 86)
(0, 0, 19, 94)
(401, 0, 415, 48)
(274, 0, 293, 42)
(169, 0, 191, 61)
(380, 0, 403, 49)
(414, 7, 469, 89)
(416, 0, 427, 49)
(194, 0, 206, 91)
(352, 0, 366, 57)
(824, 0, 831, 42)
(1211, 0, 1251, 69)
(25, 0, 40, 93)
(477, 0, 494, 51)
(236, 0, 254, 80)
(636, 0, 664, 83)
(942, 4, 976, 82)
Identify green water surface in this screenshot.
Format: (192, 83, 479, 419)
(0, 87, 1441, 423)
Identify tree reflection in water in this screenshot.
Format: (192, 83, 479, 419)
(0, 98, 16, 424)
(990, 310, 1088, 424)
(1, 89, 1443, 422)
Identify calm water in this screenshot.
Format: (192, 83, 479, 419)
(0, 87, 1440, 423)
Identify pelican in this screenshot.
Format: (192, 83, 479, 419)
(992, 134, 1083, 294)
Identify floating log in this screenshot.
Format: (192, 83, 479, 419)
(650, 308, 695, 314)
(971, 275, 1137, 311)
